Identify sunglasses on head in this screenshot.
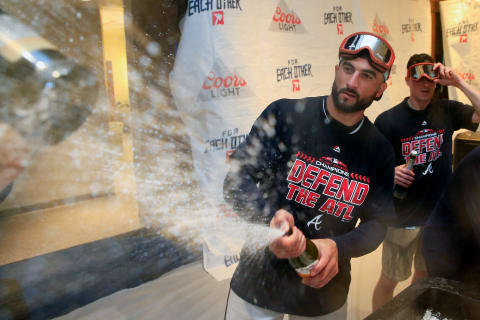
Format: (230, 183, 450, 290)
(407, 62, 439, 81)
(339, 31, 395, 81)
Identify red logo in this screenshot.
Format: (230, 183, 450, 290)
(337, 24, 343, 35)
(226, 150, 235, 163)
(457, 71, 475, 82)
(416, 129, 435, 136)
(198, 60, 253, 101)
(212, 11, 224, 25)
(459, 34, 468, 43)
(273, 6, 301, 24)
(202, 71, 247, 90)
(292, 79, 300, 92)
(372, 14, 390, 38)
(349, 172, 370, 183)
(373, 21, 389, 35)
(269, 1, 307, 33)
(321, 156, 349, 171)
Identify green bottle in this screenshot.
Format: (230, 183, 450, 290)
(288, 239, 318, 278)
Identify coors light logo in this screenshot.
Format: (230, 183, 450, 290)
(372, 13, 390, 40)
(455, 68, 476, 85)
(198, 59, 252, 101)
(269, 0, 307, 33)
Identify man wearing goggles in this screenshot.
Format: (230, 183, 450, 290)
(224, 32, 397, 320)
(339, 31, 395, 82)
(373, 53, 480, 312)
(407, 62, 439, 81)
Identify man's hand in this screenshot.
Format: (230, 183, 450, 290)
(268, 209, 306, 259)
(434, 63, 480, 123)
(302, 238, 338, 288)
(434, 63, 462, 88)
(394, 164, 415, 188)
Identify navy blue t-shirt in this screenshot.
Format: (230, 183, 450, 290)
(224, 96, 396, 316)
(375, 98, 478, 227)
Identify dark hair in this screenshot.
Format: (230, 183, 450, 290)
(407, 53, 434, 68)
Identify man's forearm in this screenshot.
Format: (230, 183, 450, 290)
(456, 80, 480, 123)
(331, 219, 387, 259)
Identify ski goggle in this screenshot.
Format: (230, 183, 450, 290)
(339, 31, 395, 81)
(407, 62, 439, 81)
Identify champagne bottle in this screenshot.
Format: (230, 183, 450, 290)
(0, 9, 98, 145)
(393, 150, 418, 200)
(288, 238, 319, 278)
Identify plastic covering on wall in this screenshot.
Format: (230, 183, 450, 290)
(440, 0, 480, 105)
(169, 0, 432, 280)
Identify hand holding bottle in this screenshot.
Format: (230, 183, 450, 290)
(394, 150, 418, 199)
(394, 164, 415, 188)
(301, 238, 338, 289)
(268, 209, 306, 259)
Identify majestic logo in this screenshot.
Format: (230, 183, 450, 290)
(198, 59, 252, 101)
(445, 19, 478, 43)
(269, 0, 307, 33)
(372, 13, 390, 39)
(421, 120, 428, 126)
(333, 146, 341, 153)
(323, 5, 353, 36)
(276, 58, 314, 93)
(401, 18, 422, 42)
(286, 152, 371, 223)
(416, 128, 435, 137)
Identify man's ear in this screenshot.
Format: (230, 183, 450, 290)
(375, 82, 388, 99)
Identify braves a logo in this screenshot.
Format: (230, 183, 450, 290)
(422, 162, 434, 175)
(307, 214, 324, 230)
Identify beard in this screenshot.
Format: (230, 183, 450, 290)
(331, 82, 377, 113)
